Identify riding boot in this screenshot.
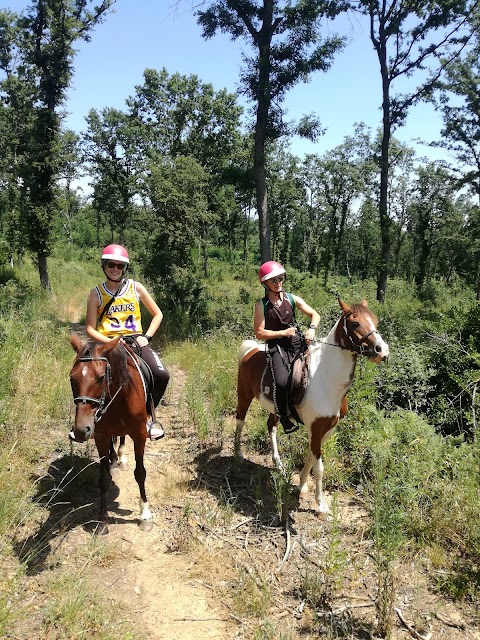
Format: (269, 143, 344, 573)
(281, 416, 299, 435)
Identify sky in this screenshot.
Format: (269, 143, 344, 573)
(3, 0, 449, 163)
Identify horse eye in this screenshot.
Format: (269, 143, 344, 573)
(97, 374, 106, 383)
(351, 321, 360, 329)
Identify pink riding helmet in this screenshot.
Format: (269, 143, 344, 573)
(101, 244, 130, 264)
(258, 260, 286, 283)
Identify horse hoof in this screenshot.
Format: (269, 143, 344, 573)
(139, 518, 153, 532)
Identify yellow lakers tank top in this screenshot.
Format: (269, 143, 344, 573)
(95, 279, 143, 337)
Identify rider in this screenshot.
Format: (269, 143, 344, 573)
(85, 244, 170, 441)
(254, 261, 320, 435)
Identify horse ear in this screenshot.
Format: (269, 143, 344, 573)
(70, 332, 83, 353)
(100, 336, 122, 355)
(362, 299, 369, 307)
(338, 299, 351, 314)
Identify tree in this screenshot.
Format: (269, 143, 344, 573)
(409, 163, 457, 288)
(266, 144, 304, 264)
(143, 156, 211, 334)
(432, 13, 480, 202)
(84, 107, 142, 242)
(130, 69, 246, 274)
(0, 0, 114, 289)
(351, 0, 476, 302)
(196, 0, 345, 262)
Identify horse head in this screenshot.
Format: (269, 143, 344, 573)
(69, 334, 122, 442)
(336, 299, 389, 363)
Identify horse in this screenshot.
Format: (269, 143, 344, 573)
(69, 333, 153, 534)
(235, 299, 389, 516)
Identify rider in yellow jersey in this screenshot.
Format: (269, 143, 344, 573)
(86, 244, 170, 440)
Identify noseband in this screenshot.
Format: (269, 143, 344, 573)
(73, 355, 123, 423)
(342, 312, 380, 356)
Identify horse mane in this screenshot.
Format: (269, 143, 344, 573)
(80, 340, 134, 390)
(350, 303, 378, 324)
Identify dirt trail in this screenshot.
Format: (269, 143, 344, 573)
(61, 366, 237, 640)
(24, 310, 479, 640)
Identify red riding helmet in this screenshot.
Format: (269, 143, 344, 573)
(101, 244, 130, 264)
(258, 260, 286, 283)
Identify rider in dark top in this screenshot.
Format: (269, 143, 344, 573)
(254, 261, 320, 434)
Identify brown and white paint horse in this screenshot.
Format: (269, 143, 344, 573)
(235, 299, 389, 516)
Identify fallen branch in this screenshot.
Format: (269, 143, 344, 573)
(435, 611, 466, 630)
(332, 602, 375, 615)
(395, 608, 432, 640)
(230, 517, 254, 530)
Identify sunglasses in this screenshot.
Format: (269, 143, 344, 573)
(106, 261, 126, 270)
(268, 275, 284, 284)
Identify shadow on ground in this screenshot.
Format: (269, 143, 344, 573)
(13, 448, 133, 575)
(190, 445, 300, 525)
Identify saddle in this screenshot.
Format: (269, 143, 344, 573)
(261, 347, 310, 423)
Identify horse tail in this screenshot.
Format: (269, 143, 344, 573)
(238, 339, 261, 364)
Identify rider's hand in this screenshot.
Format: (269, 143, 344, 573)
(305, 328, 315, 343)
(283, 327, 296, 338)
(136, 335, 150, 347)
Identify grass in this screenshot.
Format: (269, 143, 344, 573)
(2, 254, 480, 637)
(0, 257, 136, 639)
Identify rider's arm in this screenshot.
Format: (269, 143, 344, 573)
(293, 296, 320, 342)
(254, 301, 296, 341)
(136, 282, 163, 342)
(85, 289, 111, 344)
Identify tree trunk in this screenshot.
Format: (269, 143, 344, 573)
(376, 48, 392, 305)
(202, 224, 209, 278)
(254, 105, 271, 263)
(37, 250, 51, 291)
(254, 15, 273, 264)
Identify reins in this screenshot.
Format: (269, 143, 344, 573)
(315, 312, 380, 356)
(73, 354, 124, 423)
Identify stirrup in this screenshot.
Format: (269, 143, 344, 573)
(147, 419, 165, 441)
(281, 418, 299, 435)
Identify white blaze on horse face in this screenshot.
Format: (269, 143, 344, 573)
(361, 315, 389, 362)
(82, 365, 88, 377)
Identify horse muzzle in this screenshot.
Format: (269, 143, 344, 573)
(71, 406, 96, 442)
(69, 423, 94, 443)
(368, 342, 389, 363)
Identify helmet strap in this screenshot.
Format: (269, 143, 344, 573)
(265, 282, 283, 298)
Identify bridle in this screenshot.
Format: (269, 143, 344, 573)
(73, 355, 124, 424)
(317, 312, 380, 356)
(342, 312, 380, 355)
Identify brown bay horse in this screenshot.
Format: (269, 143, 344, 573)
(69, 333, 153, 534)
(235, 299, 389, 516)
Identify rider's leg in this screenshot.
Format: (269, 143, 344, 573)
(268, 345, 298, 435)
(141, 346, 170, 440)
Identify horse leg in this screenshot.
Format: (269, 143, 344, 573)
(299, 449, 315, 495)
(311, 454, 330, 516)
(306, 418, 337, 516)
(132, 435, 153, 532)
(235, 380, 254, 460)
(117, 435, 127, 467)
(268, 413, 283, 472)
(110, 436, 127, 469)
(109, 437, 118, 467)
(96, 439, 112, 535)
